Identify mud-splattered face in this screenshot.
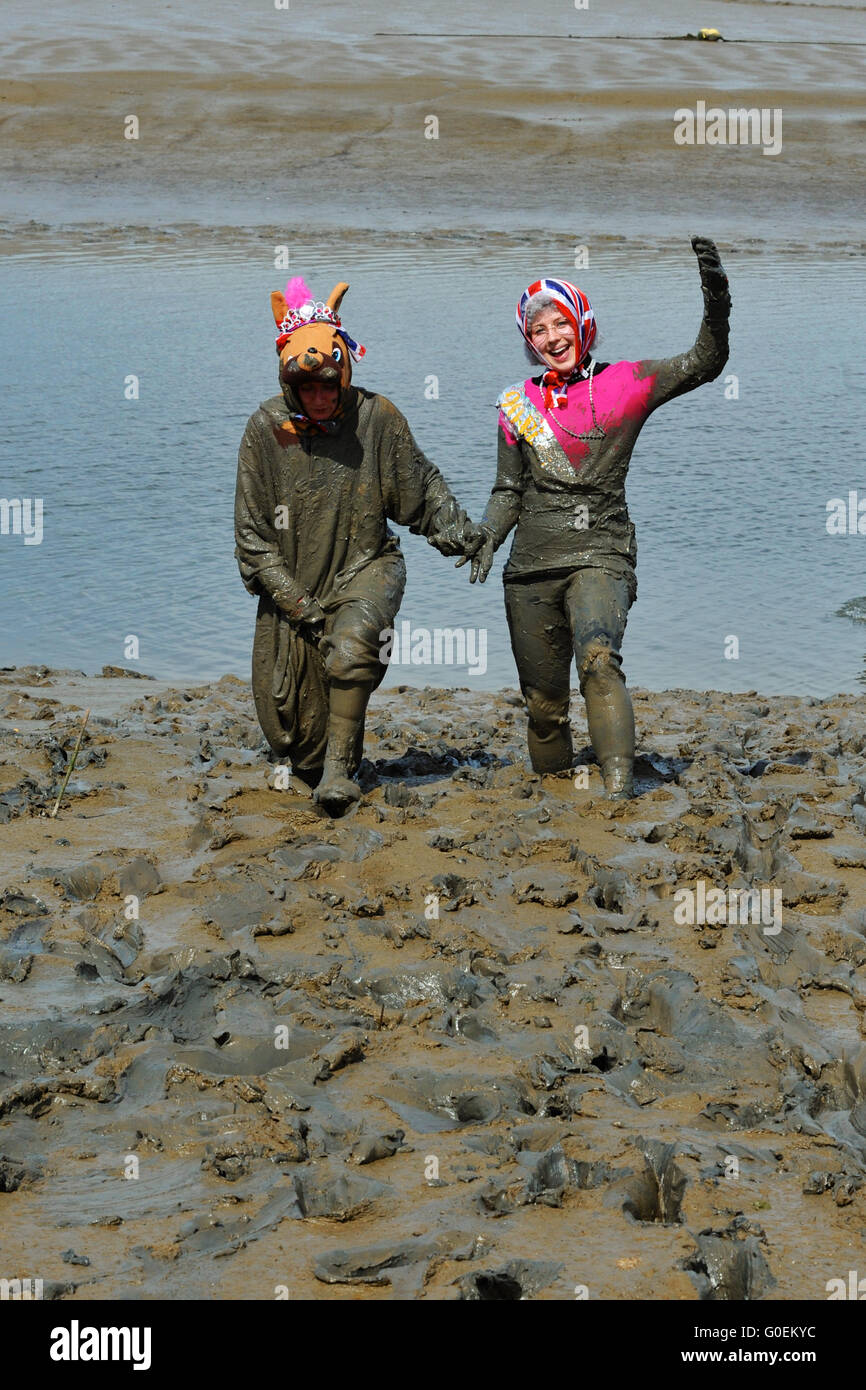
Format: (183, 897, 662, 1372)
(527, 306, 577, 374)
(296, 380, 340, 420)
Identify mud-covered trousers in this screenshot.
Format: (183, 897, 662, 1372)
(503, 567, 636, 774)
(251, 551, 405, 774)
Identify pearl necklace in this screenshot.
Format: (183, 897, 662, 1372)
(548, 360, 607, 441)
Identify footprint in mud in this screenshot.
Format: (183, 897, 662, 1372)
(0, 1154, 41, 1192)
(614, 1138, 687, 1224)
(377, 1070, 535, 1133)
(480, 1145, 613, 1214)
(290, 1163, 387, 1221)
(314, 1229, 480, 1285)
(682, 1227, 775, 1301)
(462, 1270, 523, 1300)
(456, 1259, 563, 1300)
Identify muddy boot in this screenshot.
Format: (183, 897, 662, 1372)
(524, 687, 573, 773)
(528, 725, 574, 774)
(600, 755, 634, 800)
(349, 717, 365, 778)
(314, 714, 363, 814)
(582, 661, 636, 800)
(292, 764, 323, 791)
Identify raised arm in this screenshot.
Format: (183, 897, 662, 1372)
(639, 236, 731, 411)
(234, 417, 325, 626)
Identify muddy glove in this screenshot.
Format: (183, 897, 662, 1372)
(430, 512, 473, 558)
(287, 592, 326, 642)
(691, 235, 731, 318)
(454, 521, 496, 584)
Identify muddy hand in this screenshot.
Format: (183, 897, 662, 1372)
(294, 592, 326, 645)
(455, 522, 495, 584)
(690, 235, 730, 301)
(434, 515, 474, 557)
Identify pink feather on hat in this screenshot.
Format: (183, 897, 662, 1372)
(285, 276, 312, 310)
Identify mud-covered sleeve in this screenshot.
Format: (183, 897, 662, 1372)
(638, 249, 732, 412)
(233, 416, 319, 621)
(382, 410, 471, 555)
(479, 415, 527, 546)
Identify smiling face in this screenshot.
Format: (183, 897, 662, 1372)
(527, 305, 578, 374)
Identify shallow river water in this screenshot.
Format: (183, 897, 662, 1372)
(1, 238, 864, 695)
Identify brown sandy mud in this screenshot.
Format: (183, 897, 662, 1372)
(2, 0, 864, 240)
(1, 666, 866, 1299)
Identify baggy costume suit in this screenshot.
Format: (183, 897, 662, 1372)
(479, 239, 731, 791)
(234, 280, 470, 801)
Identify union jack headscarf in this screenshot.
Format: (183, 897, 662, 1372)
(517, 278, 597, 409)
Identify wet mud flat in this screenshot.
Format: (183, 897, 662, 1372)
(1, 665, 866, 1300)
(3, 1, 865, 240)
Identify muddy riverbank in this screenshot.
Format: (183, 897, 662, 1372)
(1, 665, 865, 1299)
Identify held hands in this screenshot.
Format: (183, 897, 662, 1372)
(454, 520, 496, 584)
(431, 515, 495, 582)
(431, 515, 474, 557)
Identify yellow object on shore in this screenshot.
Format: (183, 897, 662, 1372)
(698, 27, 723, 40)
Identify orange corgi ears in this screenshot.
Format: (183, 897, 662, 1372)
(271, 291, 288, 327)
(326, 282, 349, 314)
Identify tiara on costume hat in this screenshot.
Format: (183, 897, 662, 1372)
(275, 291, 366, 361)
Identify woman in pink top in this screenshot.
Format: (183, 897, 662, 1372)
(460, 236, 731, 799)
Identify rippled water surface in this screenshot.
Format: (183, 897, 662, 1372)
(2, 240, 864, 694)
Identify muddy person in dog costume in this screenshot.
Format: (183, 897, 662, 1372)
(234, 277, 478, 814)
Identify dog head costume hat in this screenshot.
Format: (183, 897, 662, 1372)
(270, 277, 366, 437)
